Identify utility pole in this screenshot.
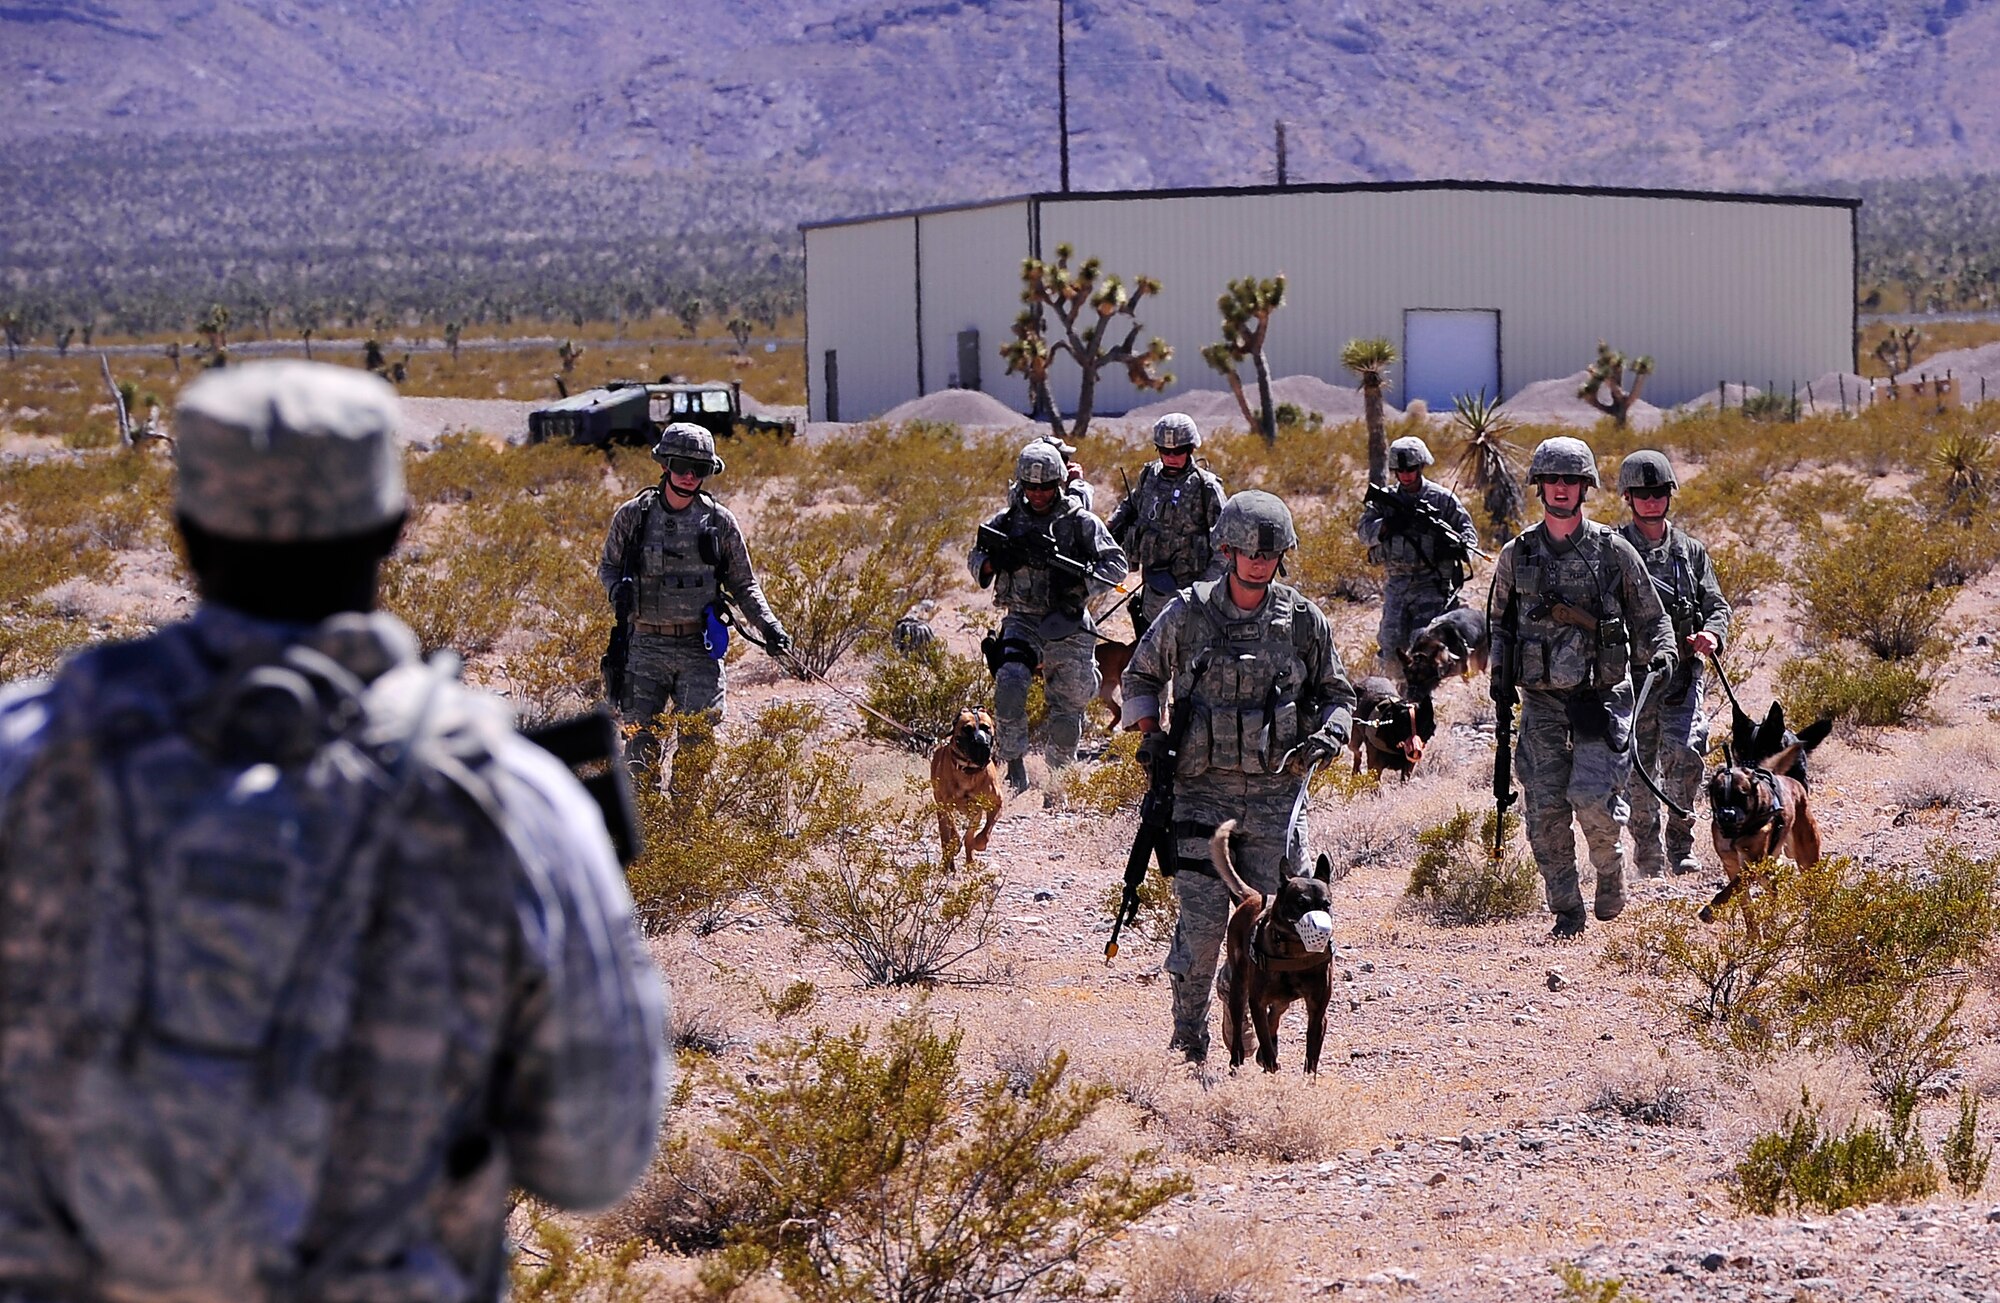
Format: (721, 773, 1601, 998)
(1275, 120, 1288, 186)
(1058, 0, 1071, 192)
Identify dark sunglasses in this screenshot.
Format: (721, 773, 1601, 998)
(1157, 446, 1192, 456)
(665, 456, 711, 478)
(1627, 486, 1672, 501)
(1544, 474, 1591, 486)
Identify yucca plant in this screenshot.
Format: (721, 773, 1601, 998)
(1341, 336, 1397, 485)
(1930, 428, 1995, 524)
(1451, 388, 1525, 544)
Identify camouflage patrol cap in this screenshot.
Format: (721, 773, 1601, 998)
(1213, 490, 1298, 553)
(652, 421, 725, 476)
(1617, 449, 1678, 492)
(1151, 412, 1202, 450)
(1037, 433, 1079, 460)
(1016, 441, 1067, 486)
(174, 361, 405, 543)
(1388, 435, 1435, 471)
(1527, 436, 1600, 486)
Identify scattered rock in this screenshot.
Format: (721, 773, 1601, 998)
(1700, 1252, 1726, 1271)
(1545, 968, 1569, 992)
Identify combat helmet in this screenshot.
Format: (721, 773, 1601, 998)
(1617, 450, 1678, 493)
(1387, 435, 1435, 472)
(1212, 490, 1298, 554)
(1016, 440, 1068, 486)
(1151, 412, 1202, 450)
(652, 422, 725, 477)
(1526, 436, 1599, 487)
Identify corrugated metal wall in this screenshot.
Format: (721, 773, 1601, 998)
(803, 216, 918, 422)
(915, 201, 1033, 413)
(806, 186, 1853, 420)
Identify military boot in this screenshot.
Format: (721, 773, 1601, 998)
(1550, 909, 1587, 939)
(1674, 855, 1702, 876)
(1594, 869, 1626, 922)
(1005, 758, 1030, 793)
(1167, 974, 1210, 1063)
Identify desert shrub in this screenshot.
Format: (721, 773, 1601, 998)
(511, 1206, 648, 1303)
(1289, 500, 1380, 605)
(406, 431, 604, 506)
(1777, 648, 1940, 729)
(1733, 1086, 1936, 1215)
(761, 979, 818, 1021)
(1201, 425, 1363, 498)
(775, 805, 1000, 985)
(628, 704, 865, 935)
(758, 494, 956, 677)
(1705, 539, 1783, 609)
(1405, 809, 1539, 926)
(1553, 1264, 1637, 1303)
(1051, 728, 1147, 814)
(861, 640, 991, 751)
(809, 421, 1016, 538)
(1609, 849, 2000, 1099)
(1585, 1061, 1703, 1129)
(1111, 1067, 1354, 1160)
(0, 605, 98, 680)
(1941, 1087, 1993, 1196)
(1921, 428, 1996, 525)
(704, 1012, 1190, 1303)
(383, 494, 590, 655)
(1792, 501, 1959, 661)
(596, 1126, 749, 1257)
(1121, 1217, 1289, 1303)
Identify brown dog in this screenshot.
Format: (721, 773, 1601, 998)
(1349, 676, 1435, 780)
(930, 708, 1002, 866)
(1398, 607, 1490, 700)
(1209, 820, 1337, 1074)
(1699, 711, 1834, 940)
(1093, 638, 1135, 723)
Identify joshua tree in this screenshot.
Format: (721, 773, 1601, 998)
(675, 296, 704, 339)
(728, 316, 754, 356)
(164, 341, 182, 375)
(557, 337, 584, 376)
(196, 303, 231, 367)
(1342, 337, 1397, 486)
(1873, 326, 1919, 382)
(443, 319, 462, 363)
(1, 311, 22, 363)
(296, 302, 323, 360)
(1200, 274, 1287, 444)
(54, 326, 75, 358)
(1000, 243, 1172, 441)
(1451, 389, 1525, 545)
(1578, 340, 1653, 428)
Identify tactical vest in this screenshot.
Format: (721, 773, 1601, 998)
(635, 492, 723, 624)
(994, 497, 1095, 617)
(1375, 481, 1467, 586)
(1172, 580, 1313, 778)
(1127, 463, 1217, 584)
(1506, 523, 1633, 691)
(0, 615, 518, 1303)
(1620, 523, 1701, 646)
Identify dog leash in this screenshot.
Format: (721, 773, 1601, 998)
(722, 605, 939, 748)
(1702, 646, 1753, 725)
(1628, 664, 1694, 819)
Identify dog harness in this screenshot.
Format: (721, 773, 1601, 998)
(1250, 913, 1332, 973)
(1714, 767, 1786, 844)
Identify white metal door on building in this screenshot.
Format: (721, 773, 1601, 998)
(1403, 309, 1501, 409)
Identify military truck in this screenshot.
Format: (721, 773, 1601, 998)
(527, 378, 792, 447)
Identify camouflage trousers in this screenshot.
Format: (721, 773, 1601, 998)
(1517, 684, 1634, 921)
(617, 631, 725, 781)
(993, 613, 1099, 768)
(1629, 671, 1708, 873)
(1164, 771, 1311, 1059)
(1375, 579, 1457, 682)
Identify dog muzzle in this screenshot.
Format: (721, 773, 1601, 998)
(956, 730, 994, 768)
(1295, 910, 1334, 954)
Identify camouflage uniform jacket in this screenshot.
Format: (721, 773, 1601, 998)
(1105, 460, 1227, 589)
(0, 606, 666, 1302)
(1355, 477, 1481, 585)
(967, 490, 1127, 618)
(1616, 521, 1732, 698)
(1488, 519, 1675, 692)
(599, 486, 782, 638)
(1120, 580, 1356, 779)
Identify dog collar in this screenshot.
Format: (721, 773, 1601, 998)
(949, 742, 988, 772)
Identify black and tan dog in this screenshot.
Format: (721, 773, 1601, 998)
(1209, 819, 1337, 1074)
(930, 708, 1001, 866)
(1698, 702, 1834, 940)
(1350, 676, 1436, 780)
(1398, 607, 1491, 700)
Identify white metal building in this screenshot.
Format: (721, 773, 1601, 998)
(801, 181, 1858, 422)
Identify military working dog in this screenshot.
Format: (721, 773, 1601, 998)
(1398, 606, 1490, 700)
(930, 708, 1002, 865)
(1699, 702, 1834, 940)
(1209, 820, 1337, 1074)
(1350, 676, 1435, 780)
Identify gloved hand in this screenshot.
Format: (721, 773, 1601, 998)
(767, 625, 794, 657)
(1288, 732, 1341, 776)
(1644, 653, 1675, 681)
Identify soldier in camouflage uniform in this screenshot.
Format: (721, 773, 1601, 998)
(0, 362, 665, 1301)
(599, 422, 792, 777)
(1106, 413, 1228, 641)
(1121, 491, 1355, 1062)
(969, 441, 1128, 791)
(1487, 437, 1676, 938)
(1616, 451, 1732, 877)
(1356, 435, 1482, 682)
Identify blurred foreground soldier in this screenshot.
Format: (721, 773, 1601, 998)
(1106, 413, 1227, 640)
(0, 362, 665, 1301)
(1121, 490, 1355, 1061)
(600, 421, 792, 777)
(969, 440, 1127, 791)
(1617, 450, 1732, 877)
(1488, 436, 1675, 938)
(1356, 434, 1481, 681)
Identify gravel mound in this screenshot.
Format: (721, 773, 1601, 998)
(878, 389, 1031, 427)
(397, 396, 539, 446)
(1501, 369, 1663, 432)
(1124, 374, 1395, 432)
(1899, 340, 2000, 406)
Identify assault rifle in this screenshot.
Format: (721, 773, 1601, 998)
(1364, 483, 1484, 565)
(523, 708, 642, 866)
(1490, 600, 1519, 863)
(977, 522, 1091, 586)
(1527, 596, 1603, 635)
(1107, 704, 1193, 963)
(600, 492, 656, 704)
